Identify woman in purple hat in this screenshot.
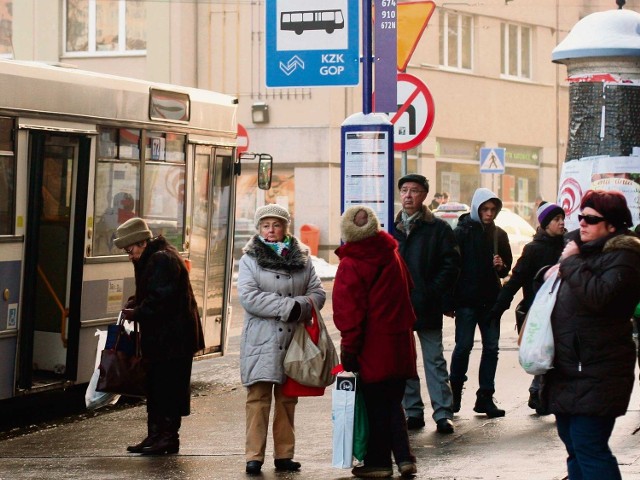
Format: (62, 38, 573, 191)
(489, 201, 566, 413)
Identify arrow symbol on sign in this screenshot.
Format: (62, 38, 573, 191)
(279, 55, 305, 76)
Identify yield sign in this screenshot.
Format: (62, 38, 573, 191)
(237, 124, 249, 153)
(397, 1, 435, 72)
(389, 73, 435, 151)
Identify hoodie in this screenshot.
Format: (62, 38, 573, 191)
(451, 188, 512, 309)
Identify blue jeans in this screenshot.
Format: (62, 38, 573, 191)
(449, 307, 500, 392)
(403, 329, 453, 422)
(555, 414, 621, 480)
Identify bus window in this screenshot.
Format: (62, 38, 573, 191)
(93, 127, 141, 256)
(143, 131, 186, 251)
(0, 116, 14, 235)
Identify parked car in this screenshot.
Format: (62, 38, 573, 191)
(432, 202, 470, 229)
(433, 203, 535, 264)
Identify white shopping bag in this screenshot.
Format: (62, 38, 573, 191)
(85, 329, 120, 409)
(519, 270, 560, 375)
(332, 373, 357, 468)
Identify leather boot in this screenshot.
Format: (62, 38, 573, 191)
(473, 390, 505, 418)
(451, 382, 463, 413)
(141, 416, 181, 455)
(127, 414, 161, 453)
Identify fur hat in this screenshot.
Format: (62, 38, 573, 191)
(113, 217, 152, 249)
(537, 202, 564, 229)
(340, 206, 380, 243)
(398, 173, 429, 194)
(254, 204, 290, 229)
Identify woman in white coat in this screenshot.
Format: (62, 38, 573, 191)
(237, 204, 325, 475)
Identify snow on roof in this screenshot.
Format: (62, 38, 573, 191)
(552, 9, 640, 62)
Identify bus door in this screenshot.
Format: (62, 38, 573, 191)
(18, 132, 90, 391)
(190, 145, 236, 355)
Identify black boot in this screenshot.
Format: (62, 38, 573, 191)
(127, 414, 161, 453)
(141, 416, 181, 455)
(451, 382, 463, 413)
(473, 390, 505, 418)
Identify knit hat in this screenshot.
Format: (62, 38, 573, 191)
(398, 173, 429, 194)
(254, 204, 290, 229)
(340, 206, 380, 243)
(537, 202, 564, 229)
(113, 217, 152, 249)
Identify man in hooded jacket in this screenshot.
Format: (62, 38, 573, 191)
(448, 188, 512, 418)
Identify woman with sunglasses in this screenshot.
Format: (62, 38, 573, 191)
(541, 190, 640, 479)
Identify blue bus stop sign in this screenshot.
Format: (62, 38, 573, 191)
(266, 0, 360, 87)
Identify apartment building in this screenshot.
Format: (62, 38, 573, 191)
(5, 0, 636, 261)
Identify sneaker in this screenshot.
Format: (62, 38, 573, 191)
(406, 416, 425, 430)
(398, 462, 418, 477)
(351, 465, 394, 478)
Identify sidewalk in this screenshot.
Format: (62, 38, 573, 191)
(1, 279, 640, 479)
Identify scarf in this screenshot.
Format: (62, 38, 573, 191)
(259, 235, 292, 256)
(401, 210, 421, 235)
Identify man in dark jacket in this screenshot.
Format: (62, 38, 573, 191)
(115, 217, 205, 455)
(448, 188, 512, 418)
(393, 174, 461, 434)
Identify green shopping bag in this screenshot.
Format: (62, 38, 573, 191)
(353, 386, 369, 462)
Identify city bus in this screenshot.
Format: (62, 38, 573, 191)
(280, 9, 345, 35)
(0, 60, 271, 400)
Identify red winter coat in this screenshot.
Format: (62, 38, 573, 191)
(333, 231, 417, 383)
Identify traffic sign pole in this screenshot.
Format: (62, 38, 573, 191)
(362, 0, 373, 114)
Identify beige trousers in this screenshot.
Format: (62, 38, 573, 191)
(245, 382, 298, 462)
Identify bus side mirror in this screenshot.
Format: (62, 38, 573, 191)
(257, 154, 273, 191)
(239, 152, 273, 191)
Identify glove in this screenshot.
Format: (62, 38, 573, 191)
(287, 301, 301, 323)
(341, 351, 360, 373)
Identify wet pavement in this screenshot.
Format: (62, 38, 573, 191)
(1, 280, 640, 479)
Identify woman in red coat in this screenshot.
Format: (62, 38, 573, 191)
(333, 205, 418, 479)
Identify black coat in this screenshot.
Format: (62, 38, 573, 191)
(451, 213, 512, 309)
(393, 206, 460, 330)
(546, 232, 640, 417)
(493, 229, 564, 320)
(130, 236, 205, 361)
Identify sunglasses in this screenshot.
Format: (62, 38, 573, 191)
(578, 214, 606, 225)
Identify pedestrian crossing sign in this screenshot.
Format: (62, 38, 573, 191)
(479, 148, 506, 174)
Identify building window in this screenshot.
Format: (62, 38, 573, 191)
(501, 23, 531, 79)
(439, 10, 473, 71)
(0, 0, 12, 58)
(65, 0, 146, 56)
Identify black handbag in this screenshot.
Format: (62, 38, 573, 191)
(96, 313, 147, 398)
